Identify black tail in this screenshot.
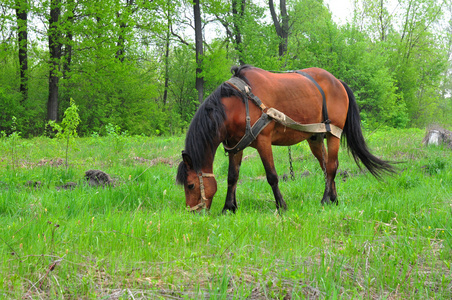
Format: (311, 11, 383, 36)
(340, 81, 395, 178)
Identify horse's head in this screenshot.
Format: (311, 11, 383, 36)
(176, 151, 217, 212)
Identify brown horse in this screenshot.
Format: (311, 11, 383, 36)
(176, 65, 394, 213)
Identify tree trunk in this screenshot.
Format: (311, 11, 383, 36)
(116, 0, 135, 62)
(232, 0, 246, 65)
(47, 0, 61, 121)
(116, 8, 126, 63)
(63, 0, 74, 78)
(193, 0, 204, 104)
(16, 0, 28, 102)
(163, 11, 170, 105)
(269, 0, 289, 57)
(378, 0, 387, 42)
(116, 21, 126, 62)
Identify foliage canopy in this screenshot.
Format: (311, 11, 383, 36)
(0, 0, 451, 136)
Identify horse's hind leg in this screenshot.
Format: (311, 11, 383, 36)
(307, 134, 339, 205)
(223, 151, 243, 214)
(324, 135, 340, 204)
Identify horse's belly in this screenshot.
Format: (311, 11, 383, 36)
(270, 125, 312, 146)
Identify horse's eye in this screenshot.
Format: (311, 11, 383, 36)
(188, 184, 195, 190)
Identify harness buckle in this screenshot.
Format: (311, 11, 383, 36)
(324, 119, 331, 132)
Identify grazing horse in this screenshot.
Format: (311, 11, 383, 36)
(176, 65, 394, 213)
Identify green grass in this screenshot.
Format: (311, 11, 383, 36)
(0, 128, 451, 299)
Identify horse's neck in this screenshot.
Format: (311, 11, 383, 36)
(202, 137, 224, 173)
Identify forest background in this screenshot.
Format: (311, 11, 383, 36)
(0, 0, 451, 137)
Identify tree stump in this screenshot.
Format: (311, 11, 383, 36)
(422, 127, 452, 149)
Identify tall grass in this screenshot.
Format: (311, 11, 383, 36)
(0, 128, 451, 299)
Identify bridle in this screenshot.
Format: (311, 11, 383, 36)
(186, 172, 215, 212)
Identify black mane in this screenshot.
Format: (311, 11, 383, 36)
(176, 66, 253, 184)
(231, 64, 253, 80)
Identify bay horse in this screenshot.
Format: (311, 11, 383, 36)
(176, 65, 394, 213)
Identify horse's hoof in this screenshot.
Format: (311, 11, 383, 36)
(321, 198, 338, 205)
(222, 206, 237, 214)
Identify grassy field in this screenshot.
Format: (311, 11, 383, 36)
(0, 128, 451, 299)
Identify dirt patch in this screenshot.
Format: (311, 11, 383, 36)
(36, 158, 64, 167)
(56, 182, 77, 191)
(131, 156, 174, 166)
(25, 180, 42, 189)
(149, 157, 173, 166)
(242, 152, 258, 161)
(131, 156, 150, 163)
(338, 169, 349, 182)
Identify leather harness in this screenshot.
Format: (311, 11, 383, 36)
(223, 71, 343, 155)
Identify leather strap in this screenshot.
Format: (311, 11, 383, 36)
(227, 77, 268, 111)
(295, 71, 331, 132)
(223, 112, 273, 155)
(267, 108, 342, 138)
(224, 77, 273, 155)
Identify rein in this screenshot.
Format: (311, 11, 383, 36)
(187, 172, 215, 212)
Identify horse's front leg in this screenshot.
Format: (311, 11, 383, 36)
(256, 140, 288, 211)
(223, 151, 243, 214)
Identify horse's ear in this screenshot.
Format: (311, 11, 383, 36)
(182, 151, 193, 170)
